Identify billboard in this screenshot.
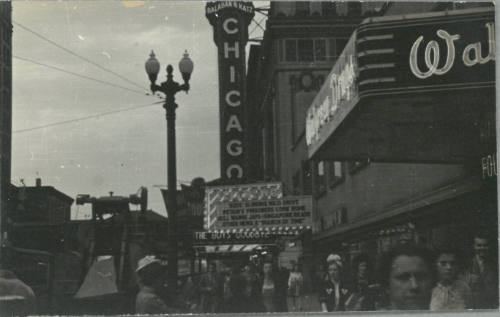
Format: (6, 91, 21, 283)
(204, 182, 282, 230)
(212, 196, 313, 231)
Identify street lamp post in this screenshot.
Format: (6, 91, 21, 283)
(145, 50, 193, 291)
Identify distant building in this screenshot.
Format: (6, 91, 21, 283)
(11, 178, 74, 224)
(0, 0, 11, 257)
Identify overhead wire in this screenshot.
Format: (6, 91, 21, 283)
(13, 101, 164, 134)
(13, 20, 147, 91)
(14, 55, 148, 96)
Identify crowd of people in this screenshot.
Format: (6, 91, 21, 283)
(135, 233, 499, 314)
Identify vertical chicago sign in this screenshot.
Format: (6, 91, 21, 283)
(206, 1, 254, 181)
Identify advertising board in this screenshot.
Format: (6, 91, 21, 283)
(212, 196, 313, 230)
(206, 2, 255, 181)
(305, 32, 358, 148)
(356, 8, 495, 97)
(204, 182, 282, 229)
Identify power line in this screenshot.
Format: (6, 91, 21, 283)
(13, 101, 164, 134)
(14, 55, 147, 96)
(13, 20, 147, 91)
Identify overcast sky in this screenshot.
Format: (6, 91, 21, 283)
(11, 1, 266, 218)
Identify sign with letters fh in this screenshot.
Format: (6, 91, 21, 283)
(206, 2, 254, 181)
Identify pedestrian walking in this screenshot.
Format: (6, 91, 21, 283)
(241, 263, 259, 312)
(462, 233, 498, 309)
(288, 263, 304, 311)
(256, 259, 288, 312)
(227, 265, 248, 313)
(319, 259, 350, 311)
(430, 248, 472, 310)
(345, 253, 379, 311)
(312, 263, 326, 293)
(198, 262, 221, 313)
(135, 256, 181, 314)
(377, 244, 435, 310)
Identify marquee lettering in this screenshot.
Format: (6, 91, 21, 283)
(226, 139, 243, 156)
(306, 53, 357, 146)
(225, 90, 241, 107)
(224, 41, 240, 58)
(225, 115, 243, 132)
(226, 164, 243, 178)
(463, 22, 495, 66)
(223, 18, 238, 34)
(409, 22, 494, 79)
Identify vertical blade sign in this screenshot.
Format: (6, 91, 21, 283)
(206, 1, 254, 181)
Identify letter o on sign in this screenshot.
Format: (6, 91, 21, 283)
(226, 139, 242, 156)
(226, 164, 243, 178)
(223, 18, 238, 34)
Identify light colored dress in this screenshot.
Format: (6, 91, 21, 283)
(430, 280, 472, 310)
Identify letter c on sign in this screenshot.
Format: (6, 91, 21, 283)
(225, 90, 241, 107)
(226, 140, 243, 156)
(223, 18, 238, 34)
(226, 164, 243, 178)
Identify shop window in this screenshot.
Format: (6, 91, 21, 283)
(302, 161, 312, 195)
(295, 1, 310, 17)
(348, 158, 370, 174)
(297, 39, 314, 62)
(315, 161, 326, 196)
(328, 161, 344, 188)
(285, 39, 297, 62)
(335, 207, 348, 225)
(314, 39, 327, 61)
(292, 170, 301, 195)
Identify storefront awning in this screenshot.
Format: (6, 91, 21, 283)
(194, 244, 267, 254)
(306, 7, 495, 163)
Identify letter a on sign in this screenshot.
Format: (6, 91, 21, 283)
(226, 115, 243, 132)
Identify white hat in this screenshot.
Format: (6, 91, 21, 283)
(326, 254, 342, 267)
(136, 255, 161, 273)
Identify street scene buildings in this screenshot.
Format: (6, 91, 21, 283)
(0, 1, 498, 315)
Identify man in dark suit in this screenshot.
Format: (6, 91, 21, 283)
(463, 233, 499, 309)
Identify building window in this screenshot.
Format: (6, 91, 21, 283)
(321, 2, 337, 16)
(295, 1, 310, 17)
(285, 39, 297, 62)
(348, 158, 370, 174)
(297, 39, 314, 62)
(292, 170, 301, 195)
(315, 161, 326, 196)
(302, 161, 312, 195)
(328, 161, 344, 188)
(280, 38, 334, 63)
(314, 39, 326, 61)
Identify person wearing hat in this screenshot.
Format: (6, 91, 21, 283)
(135, 255, 180, 314)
